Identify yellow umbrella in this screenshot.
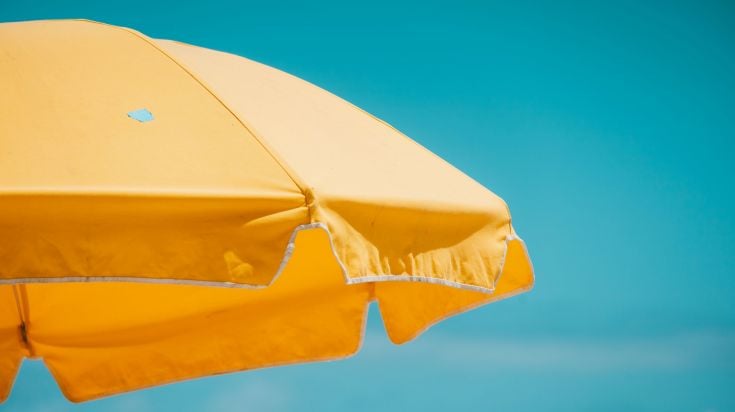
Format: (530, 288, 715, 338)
(0, 19, 534, 402)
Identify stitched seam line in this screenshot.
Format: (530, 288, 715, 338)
(75, 20, 312, 209)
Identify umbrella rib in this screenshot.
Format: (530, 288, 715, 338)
(11, 285, 31, 353)
(11, 285, 24, 325)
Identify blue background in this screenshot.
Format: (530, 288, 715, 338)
(2, 1, 734, 410)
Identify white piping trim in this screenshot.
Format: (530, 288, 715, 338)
(0, 223, 323, 290)
(0, 222, 529, 295)
(0, 276, 258, 289)
(492, 232, 521, 290)
(346, 275, 493, 294)
(309, 223, 526, 294)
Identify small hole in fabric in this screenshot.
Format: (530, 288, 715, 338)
(127, 108, 154, 123)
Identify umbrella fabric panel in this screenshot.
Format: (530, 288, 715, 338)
(0, 195, 307, 286)
(313, 205, 510, 291)
(154, 39, 506, 212)
(158, 39, 519, 292)
(0, 20, 307, 285)
(377, 236, 534, 344)
(0, 18, 530, 293)
(11, 228, 371, 402)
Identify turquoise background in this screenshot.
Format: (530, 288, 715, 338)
(1, 1, 734, 410)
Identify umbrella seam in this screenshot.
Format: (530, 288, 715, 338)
(71, 19, 315, 219)
(10, 285, 35, 356)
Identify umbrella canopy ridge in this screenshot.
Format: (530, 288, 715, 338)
(0, 19, 534, 402)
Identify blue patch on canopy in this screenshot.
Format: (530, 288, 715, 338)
(127, 108, 154, 123)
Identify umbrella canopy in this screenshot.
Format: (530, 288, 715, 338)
(0, 19, 534, 402)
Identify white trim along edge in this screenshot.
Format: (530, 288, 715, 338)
(0, 222, 531, 295)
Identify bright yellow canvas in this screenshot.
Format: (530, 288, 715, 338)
(0, 19, 533, 402)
